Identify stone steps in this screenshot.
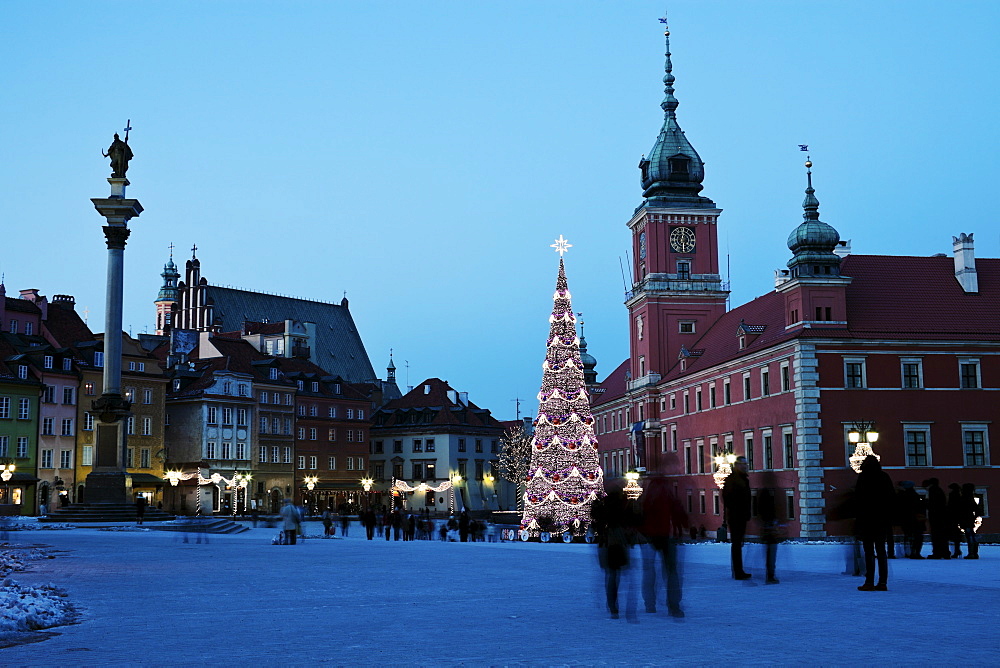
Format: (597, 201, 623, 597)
(38, 504, 175, 523)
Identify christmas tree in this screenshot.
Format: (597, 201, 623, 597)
(521, 238, 604, 539)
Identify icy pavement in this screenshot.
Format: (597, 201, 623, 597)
(0, 525, 996, 666)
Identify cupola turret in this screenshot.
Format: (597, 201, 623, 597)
(638, 19, 715, 209)
(786, 159, 842, 278)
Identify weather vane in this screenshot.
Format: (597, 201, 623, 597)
(550, 235, 572, 257)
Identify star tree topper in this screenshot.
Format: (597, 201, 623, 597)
(550, 235, 572, 256)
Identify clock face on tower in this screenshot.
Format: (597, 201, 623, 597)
(669, 227, 696, 253)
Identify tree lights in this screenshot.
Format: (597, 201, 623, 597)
(521, 241, 604, 539)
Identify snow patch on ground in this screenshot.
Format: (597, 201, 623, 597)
(0, 548, 77, 645)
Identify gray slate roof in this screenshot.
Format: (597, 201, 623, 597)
(205, 286, 376, 383)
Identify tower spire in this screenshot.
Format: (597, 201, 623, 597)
(638, 16, 714, 208)
(786, 156, 842, 278)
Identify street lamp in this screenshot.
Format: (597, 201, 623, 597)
(624, 470, 644, 500)
(1, 461, 14, 505)
(360, 477, 374, 492)
(304, 476, 318, 491)
(713, 452, 737, 489)
(848, 421, 880, 473)
(232, 472, 252, 515)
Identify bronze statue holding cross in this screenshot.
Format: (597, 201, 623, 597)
(102, 121, 133, 178)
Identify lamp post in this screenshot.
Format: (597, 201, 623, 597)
(450, 474, 462, 512)
(713, 452, 737, 489)
(360, 477, 373, 511)
(1, 461, 15, 504)
(848, 421, 880, 473)
(303, 476, 318, 513)
(624, 470, 644, 500)
(232, 472, 251, 517)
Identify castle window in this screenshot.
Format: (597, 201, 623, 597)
(676, 261, 691, 280)
(959, 358, 981, 389)
(679, 321, 695, 334)
(903, 427, 931, 467)
(844, 358, 867, 389)
(901, 359, 923, 389)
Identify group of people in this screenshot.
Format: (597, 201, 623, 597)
(590, 476, 688, 619)
(894, 478, 981, 561)
(281, 504, 494, 544)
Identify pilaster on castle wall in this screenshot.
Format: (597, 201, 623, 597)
(793, 341, 827, 537)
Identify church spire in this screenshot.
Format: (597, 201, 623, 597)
(638, 16, 714, 209)
(155, 244, 181, 335)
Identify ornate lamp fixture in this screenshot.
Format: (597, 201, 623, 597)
(713, 452, 737, 489)
(848, 421, 880, 473)
(624, 471, 644, 500)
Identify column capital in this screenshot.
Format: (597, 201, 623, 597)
(102, 225, 132, 250)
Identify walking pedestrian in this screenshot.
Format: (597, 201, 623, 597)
(897, 481, 925, 558)
(459, 510, 471, 543)
(960, 483, 981, 559)
(924, 478, 950, 559)
(135, 496, 147, 525)
(279, 499, 300, 545)
(722, 456, 752, 580)
(855, 456, 895, 591)
(639, 475, 687, 616)
(756, 482, 783, 584)
(947, 483, 964, 557)
(592, 488, 638, 619)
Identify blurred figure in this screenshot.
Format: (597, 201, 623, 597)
(947, 483, 964, 558)
(639, 475, 688, 617)
(592, 489, 639, 619)
(279, 498, 300, 545)
(924, 478, 950, 559)
(722, 456, 752, 580)
(897, 481, 925, 558)
(756, 476, 783, 584)
(960, 483, 981, 559)
(855, 456, 895, 591)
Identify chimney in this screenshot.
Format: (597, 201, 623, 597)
(447, 389, 457, 404)
(774, 269, 790, 288)
(458, 391, 468, 405)
(52, 294, 76, 310)
(953, 233, 979, 293)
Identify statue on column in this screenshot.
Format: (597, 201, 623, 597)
(102, 133, 133, 178)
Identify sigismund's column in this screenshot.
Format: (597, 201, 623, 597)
(87, 129, 143, 504)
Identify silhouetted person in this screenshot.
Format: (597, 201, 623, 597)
(855, 456, 895, 591)
(592, 489, 638, 619)
(722, 456, 752, 580)
(459, 510, 471, 542)
(897, 481, 925, 558)
(639, 475, 688, 617)
(135, 496, 147, 525)
(960, 483, 981, 559)
(947, 483, 964, 557)
(756, 479, 782, 584)
(924, 478, 950, 559)
(363, 509, 377, 540)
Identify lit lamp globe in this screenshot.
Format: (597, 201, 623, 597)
(304, 476, 318, 491)
(360, 477, 374, 492)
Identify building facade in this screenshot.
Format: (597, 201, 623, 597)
(592, 24, 999, 538)
(370, 378, 511, 513)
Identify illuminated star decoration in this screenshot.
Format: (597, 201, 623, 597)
(550, 235, 572, 257)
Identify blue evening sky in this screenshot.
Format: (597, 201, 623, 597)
(3, 1, 998, 421)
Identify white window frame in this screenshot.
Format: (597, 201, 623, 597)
(901, 423, 933, 468)
(900, 357, 924, 389)
(960, 423, 990, 467)
(844, 357, 867, 389)
(959, 357, 981, 389)
(780, 361, 790, 392)
(60, 449, 72, 469)
(782, 426, 794, 469)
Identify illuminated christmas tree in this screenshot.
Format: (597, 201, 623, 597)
(521, 237, 604, 539)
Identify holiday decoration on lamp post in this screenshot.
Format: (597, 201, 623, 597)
(520, 237, 604, 540)
(713, 452, 737, 489)
(848, 421, 880, 473)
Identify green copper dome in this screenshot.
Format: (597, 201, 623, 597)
(638, 24, 715, 209)
(786, 165, 842, 277)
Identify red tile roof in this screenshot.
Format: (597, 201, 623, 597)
(377, 378, 500, 429)
(591, 359, 630, 407)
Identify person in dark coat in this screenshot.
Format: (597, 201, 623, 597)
(960, 483, 981, 559)
(458, 510, 471, 542)
(947, 483, 964, 558)
(639, 475, 688, 616)
(592, 489, 638, 619)
(924, 478, 950, 559)
(135, 496, 147, 525)
(897, 481, 925, 558)
(722, 456, 752, 580)
(756, 482, 782, 584)
(855, 456, 895, 591)
(363, 509, 377, 540)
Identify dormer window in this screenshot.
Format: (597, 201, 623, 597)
(269, 368, 279, 380)
(668, 155, 690, 177)
(44, 355, 53, 369)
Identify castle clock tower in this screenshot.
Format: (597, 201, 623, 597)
(626, 19, 729, 391)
